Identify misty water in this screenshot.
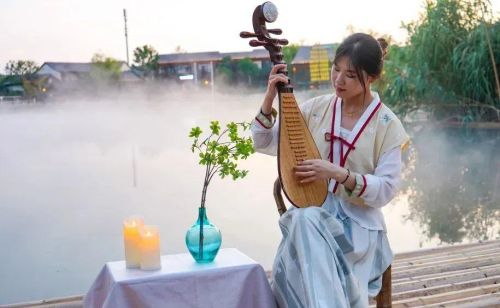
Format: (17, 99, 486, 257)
(0, 90, 498, 304)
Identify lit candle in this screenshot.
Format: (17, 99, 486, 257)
(123, 216, 144, 268)
(139, 225, 161, 271)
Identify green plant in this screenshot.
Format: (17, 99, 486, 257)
(132, 45, 159, 78)
(375, 0, 500, 121)
(91, 53, 122, 82)
(189, 121, 255, 208)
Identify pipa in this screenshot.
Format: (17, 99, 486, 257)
(240, 2, 328, 208)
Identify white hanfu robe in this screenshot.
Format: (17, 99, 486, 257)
(251, 92, 408, 308)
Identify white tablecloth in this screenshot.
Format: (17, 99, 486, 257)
(83, 248, 277, 308)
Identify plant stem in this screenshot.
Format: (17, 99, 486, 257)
(199, 206, 204, 260)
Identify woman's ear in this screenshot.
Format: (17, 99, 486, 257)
(367, 75, 378, 84)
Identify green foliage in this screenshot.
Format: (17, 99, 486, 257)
(4, 60, 39, 76)
(283, 43, 300, 77)
(90, 53, 122, 84)
(132, 45, 159, 79)
(237, 58, 260, 85)
(216, 56, 234, 83)
(189, 121, 255, 208)
(376, 0, 500, 121)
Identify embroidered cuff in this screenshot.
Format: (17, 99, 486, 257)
(344, 172, 357, 197)
(350, 174, 367, 197)
(254, 108, 277, 129)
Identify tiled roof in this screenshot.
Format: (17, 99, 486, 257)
(158, 49, 269, 64)
(41, 62, 93, 73)
(158, 52, 221, 64)
(221, 49, 269, 60)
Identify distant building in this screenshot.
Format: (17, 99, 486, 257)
(36, 62, 141, 83)
(158, 45, 338, 89)
(0, 75, 24, 96)
(291, 44, 337, 89)
(33, 61, 141, 96)
(158, 49, 271, 87)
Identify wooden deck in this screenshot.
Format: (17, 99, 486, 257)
(3, 240, 500, 308)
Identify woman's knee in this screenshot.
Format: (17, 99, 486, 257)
(288, 207, 325, 225)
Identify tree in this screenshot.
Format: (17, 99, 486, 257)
(377, 0, 500, 120)
(5, 60, 39, 76)
(132, 45, 159, 79)
(237, 58, 259, 85)
(216, 56, 235, 84)
(90, 53, 122, 83)
(282, 43, 300, 75)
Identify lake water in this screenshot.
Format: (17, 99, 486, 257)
(0, 90, 498, 304)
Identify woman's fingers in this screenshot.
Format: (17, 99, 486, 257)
(300, 176, 317, 184)
(269, 73, 288, 86)
(298, 159, 317, 165)
(270, 63, 287, 74)
(295, 170, 315, 178)
(294, 165, 314, 172)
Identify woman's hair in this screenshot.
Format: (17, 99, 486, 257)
(377, 37, 388, 51)
(333, 33, 384, 92)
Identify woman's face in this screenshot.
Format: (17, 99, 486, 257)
(331, 56, 371, 100)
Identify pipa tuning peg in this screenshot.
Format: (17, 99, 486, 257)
(275, 38, 289, 46)
(249, 40, 267, 47)
(240, 31, 258, 38)
(267, 28, 282, 35)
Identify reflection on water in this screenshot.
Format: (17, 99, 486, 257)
(402, 125, 500, 243)
(0, 91, 497, 304)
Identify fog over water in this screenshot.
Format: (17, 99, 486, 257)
(0, 90, 498, 304)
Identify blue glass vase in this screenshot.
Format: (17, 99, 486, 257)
(185, 207, 222, 263)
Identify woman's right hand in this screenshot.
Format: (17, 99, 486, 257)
(262, 64, 288, 114)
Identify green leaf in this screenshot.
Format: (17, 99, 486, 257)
(210, 121, 221, 135)
(190, 120, 256, 190)
(189, 127, 202, 138)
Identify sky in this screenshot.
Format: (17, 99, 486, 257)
(1, 0, 499, 71)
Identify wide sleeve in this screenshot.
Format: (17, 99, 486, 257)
(251, 114, 279, 156)
(250, 96, 318, 156)
(355, 146, 402, 208)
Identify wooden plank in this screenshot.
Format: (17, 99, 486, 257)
(392, 252, 500, 273)
(392, 245, 500, 268)
(394, 240, 499, 259)
(392, 275, 500, 301)
(394, 241, 500, 262)
(392, 256, 500, 279)
(393, 265, 500, 293)
(392, 263, 500, 285)
(392, 284, 500, 307)
(424, 293, 500, 307)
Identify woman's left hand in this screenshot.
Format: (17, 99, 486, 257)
(294, 159, 336, 184)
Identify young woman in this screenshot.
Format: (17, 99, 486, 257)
(251, 33, 409, 307)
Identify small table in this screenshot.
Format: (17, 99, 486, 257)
(83, 248, 277, 308)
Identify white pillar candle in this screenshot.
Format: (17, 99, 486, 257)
(139, 225, 161, 271)
(123, 216, 144, 268)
